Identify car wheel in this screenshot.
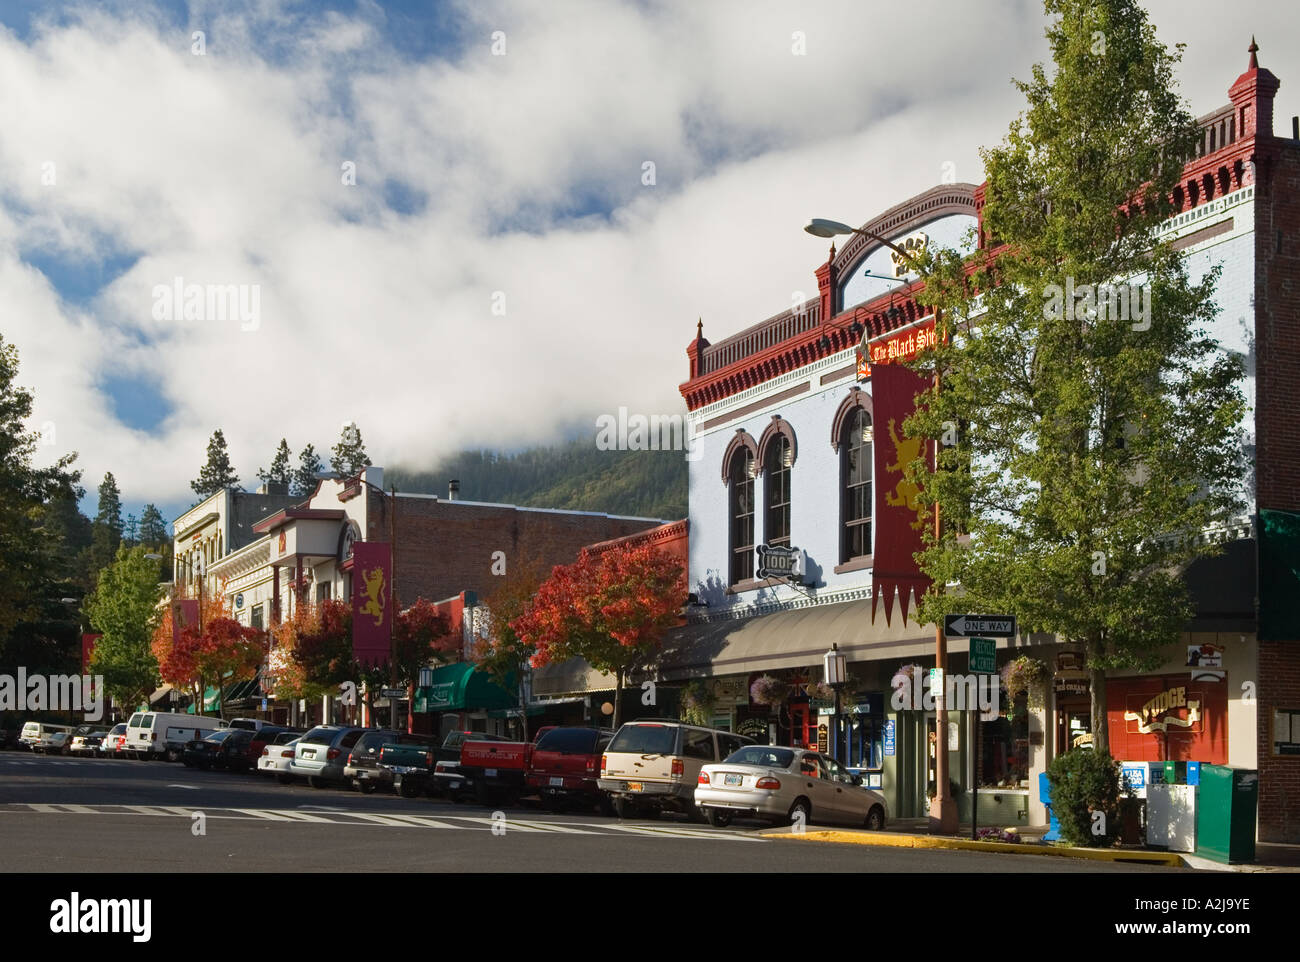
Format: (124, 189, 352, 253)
(165, 747, 180, 763)
(865, 805, 885, 831)
(611, 796, 631, 820)
(276, 773, 293, 785)
(787, 798, 812, 828)
(704, 807, 734, 828)
(397, 780, 419, 799)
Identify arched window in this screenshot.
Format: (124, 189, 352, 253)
(765, 435, 791, 549)
(728, 447, 755, 584)
(841, 407, 873, 562)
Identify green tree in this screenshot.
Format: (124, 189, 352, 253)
(330, 421, 371, 478)
(257, 438, 293, 488)
(474, 563, 544, 740)
(293, 443, 324, 497)
(191, 429, 241, 501)
(908, 0, 1247, 754)
(0, 335, 82, 648)
(89, 472, 124, 572)
(138, 504, 168, 546)
(84, 546, 164, 712)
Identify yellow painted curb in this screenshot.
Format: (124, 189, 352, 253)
(764, 830, 1183, 866)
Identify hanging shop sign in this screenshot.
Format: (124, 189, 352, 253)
(883, 719, 896, 756)
(1053, 676, 1090, 697)
(755, 544, 808, 582)
(1186, 643, 1225, 682)
(817, 723, 829, 753)
(857, 316, 939, 381)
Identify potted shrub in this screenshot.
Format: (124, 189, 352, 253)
(1045, 748, 1123, 847)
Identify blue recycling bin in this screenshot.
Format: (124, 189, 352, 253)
(1039, 772, 1061, 841)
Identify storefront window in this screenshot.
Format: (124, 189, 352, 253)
(979, 692, 1030, 788)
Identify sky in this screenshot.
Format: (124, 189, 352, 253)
(1, 0, 1295, 530)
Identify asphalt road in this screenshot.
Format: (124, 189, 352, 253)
(0, 751, 1192, 873)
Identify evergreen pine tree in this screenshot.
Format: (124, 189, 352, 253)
(293, 443, 324, 498)
(139, 504, 168, 546)
(257, 438, 293, 488)
(90, 472, 124, 571)
(191, 429, 241, 501)
(329, 422, 371, 478)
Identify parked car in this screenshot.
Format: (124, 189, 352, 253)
(257, 734, 302, 783)
(423, 731, 511, 799)
(123, 711, 229, 762)
(39, 731, 72, 755)
(598, 721, 753, 820)
(246, 726, 301, 767)
(69, 729, 111, 756)
(346, 729, 435, 794)
(695, 746, 888, 830)
(288, 726, 365, 788)
(183, 729, 256, 771)
(99, 723, 128, 758)
(458, 728, 555, 806)
(19, 721, 73, 752)
(228, 717, 276, 732)
(526, 727, 616, 813)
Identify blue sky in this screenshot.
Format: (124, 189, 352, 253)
(1, 0, 1294, 532)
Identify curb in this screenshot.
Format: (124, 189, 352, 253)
(761, 828, 1185, 866)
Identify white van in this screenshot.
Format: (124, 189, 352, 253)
(19, 721, 73, 752)
(124, 711, 229, 761)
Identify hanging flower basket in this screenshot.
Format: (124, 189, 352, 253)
(679, 680, 717, 726)
(750, 674, 790, 707)
(1001, 655, 1049, 710)
(804, 680, 836, 703)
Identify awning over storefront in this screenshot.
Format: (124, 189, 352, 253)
(655, 599, 933, 679)
(531, 598, 941, 696)
(414, 662, 516, 712)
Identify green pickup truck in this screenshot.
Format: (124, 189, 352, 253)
(378, 730, 510, 798)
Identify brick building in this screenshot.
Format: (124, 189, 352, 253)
(666, 42, 1300, 838)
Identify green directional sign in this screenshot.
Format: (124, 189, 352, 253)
(969, 637, 997, 674)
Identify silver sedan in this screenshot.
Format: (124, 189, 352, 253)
(695, 746, 888, 830)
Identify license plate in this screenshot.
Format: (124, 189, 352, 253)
(301, 749, 315, 758)
(626, 782, 643, 792)
(549, 777, 564, 787)
(486, 768, 497, 777)
(724, 773, 743, 787)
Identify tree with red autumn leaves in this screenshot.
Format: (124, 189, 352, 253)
(152, 591, 265, 717)
(512, 543, 684, 728)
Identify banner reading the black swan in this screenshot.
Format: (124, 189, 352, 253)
(351, 541, 392, 666)
(868, 320, 936, 625)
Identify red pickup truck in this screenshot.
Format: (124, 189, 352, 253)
(525, 727, 616, 814)
(459, 727, 555, 806)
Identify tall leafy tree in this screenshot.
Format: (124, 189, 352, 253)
(85, 546, 164, 712)
(907, 0, 1246, 754)
(0, 335, 82, 647)
(330, 422, 371, 478)
(293, 443, 324, 497)
(513, 543, 684, 728)
(191, 429, 241, 501)
(257, 438, 294, 488)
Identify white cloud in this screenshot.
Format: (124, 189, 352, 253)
(0, 0, 1293, 514)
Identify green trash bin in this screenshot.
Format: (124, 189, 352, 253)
(1195, 765, 1258, 864)
(1162, 760, 1187, 784)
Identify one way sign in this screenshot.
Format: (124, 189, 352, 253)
(944, 614, 1017, 638)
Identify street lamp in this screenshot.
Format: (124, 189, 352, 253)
(823, 644, 847, 762)
(805, 215, 958, 833)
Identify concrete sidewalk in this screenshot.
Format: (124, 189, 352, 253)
(761, 821, 1300, 871)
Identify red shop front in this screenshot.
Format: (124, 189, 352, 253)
(1105, 675, 1228, 764)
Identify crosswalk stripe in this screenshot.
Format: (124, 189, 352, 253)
(28, 804, 62, 813)
(56, 804, 99, 814)
(242, 809, 296, 821)
(341, 812, 450, 828)
(436, 816, 552, 833)
(271, 810, 336, 823)
(504, 819, 600, 835)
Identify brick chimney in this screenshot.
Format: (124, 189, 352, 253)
(448, 479, 460, 501)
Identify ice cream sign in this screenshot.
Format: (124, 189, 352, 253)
(1124, 685, 1202, 734)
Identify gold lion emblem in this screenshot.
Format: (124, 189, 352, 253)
(884, 418, 923, 511)
(361, 566, 386, 625)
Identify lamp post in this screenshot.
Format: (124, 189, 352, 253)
(805, 216, 958, 833)
(823, 643, 847, 762)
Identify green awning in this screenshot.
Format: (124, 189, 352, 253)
(414, 663, 516, 713)
(186, 686, 220, 713)
(1260, 508, 1300, 641)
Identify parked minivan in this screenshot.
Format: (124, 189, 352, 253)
(123, 711, 229, 762)
(598, 721, 753, 820)
(19, 721, 73, 752)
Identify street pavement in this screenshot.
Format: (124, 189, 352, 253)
(0, 751, 1193, 873)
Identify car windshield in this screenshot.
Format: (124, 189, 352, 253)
(608, 725, 677, 755)
(204, 730, 234, 743)
(535, 728, 598, 754)
(723, 747, 795, 768)
(301, 727, 339, 745)
(110, 725, 126, 734)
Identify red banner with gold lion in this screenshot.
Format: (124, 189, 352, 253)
(351, 541, 392, 666)
(870, 361, 934, 625)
